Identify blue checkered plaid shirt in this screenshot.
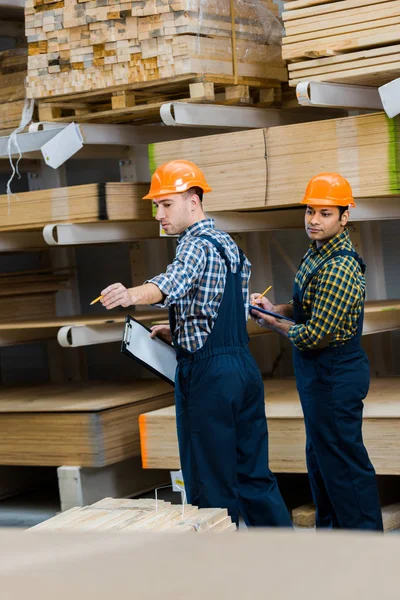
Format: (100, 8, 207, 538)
(148, 219, 251, 352)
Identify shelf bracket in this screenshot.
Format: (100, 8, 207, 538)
(296, 81, 383, 111)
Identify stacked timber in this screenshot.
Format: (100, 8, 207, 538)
(148, 112, 400, 211)
(0, 268, 71, 322)
(292, 502, 400, 531)
(282, 0, 400, 87)
(0, 379, 174, 466)
(139, 377, 400, 474)
(31, 498, 236, 532)
(24, 0, 286, 109)
(0, 182, 152, 231)
(0, 49, 28, 134)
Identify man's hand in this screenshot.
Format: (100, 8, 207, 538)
(150, 324, 172, 344)
(250, 293, 276, 313)
(101, 283, 133, 310)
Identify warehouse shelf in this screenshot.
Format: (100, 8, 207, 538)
(296, 80, 400, 119)
(0, 231, 46, 252)
(139, 378, 400, 475)
(296, 81, 383, 111)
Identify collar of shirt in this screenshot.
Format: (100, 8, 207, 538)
(308, 228, 352, 258)
(178, 218, 215, 245)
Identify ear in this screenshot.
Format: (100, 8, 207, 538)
(341, 210, 349, 226)
(190, 193, 200, 210)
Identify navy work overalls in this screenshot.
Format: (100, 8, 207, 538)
(169, 235, 292, 527)
(292, 249, 383, 530)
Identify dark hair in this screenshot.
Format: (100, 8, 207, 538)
(338, 205, 349, 218)
(184, 186, 203, 203)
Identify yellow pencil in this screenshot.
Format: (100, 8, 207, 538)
(259, 285, 272, 300)
(90, 295, 103, 305)
(251, 285, 272, 306)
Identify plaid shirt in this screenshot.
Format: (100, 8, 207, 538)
(148, 219, 251, 352)
(288, 229, 365, 351)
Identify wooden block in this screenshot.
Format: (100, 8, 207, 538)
(292, 504, 316, 528)
(224, 84, 251, 104)
(112, 91, 136, 108)
(38, 104, 62, 121)
(189, 82, 215, 101)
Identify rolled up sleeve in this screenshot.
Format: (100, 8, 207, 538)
(147, 240, 206, 307)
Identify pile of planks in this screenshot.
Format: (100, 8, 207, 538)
(139, 377, 400, 474)
(282, 0, 400, 87)
(24, 0, 286, 102)
(292, 502, 400, 531)
(0, 49, 28, 134)
(148, 112, 400, 211)
(31, 497, 236, 532)
(0, 379, 174, 466)
(0, 182, 152, 231)
(0, 268, 71, 322)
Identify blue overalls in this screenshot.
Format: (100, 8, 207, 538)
(292, 249, 383, 530)
(169, 235, 292, 527)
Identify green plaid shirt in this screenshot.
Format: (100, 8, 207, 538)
(288, 229, 365, 351)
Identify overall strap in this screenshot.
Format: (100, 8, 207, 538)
(196, 234, 234, 272)
(299, 249, 365, 303)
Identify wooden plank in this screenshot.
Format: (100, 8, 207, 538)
(32, 499, 234, 532)
(292, 503, 400, 531)
(139, 378, 400, 474)
(283, 0, 395, 21)
(0, 182, 152, 232)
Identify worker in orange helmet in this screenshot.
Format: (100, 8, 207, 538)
(100, 159, 292, 528)
(251, 173, 383, 531)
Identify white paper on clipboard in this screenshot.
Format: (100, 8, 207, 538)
(121, 315, 177, 386)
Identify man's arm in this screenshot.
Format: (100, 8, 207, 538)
(101, 282, 163, 310)
(100, 240, 206, 310)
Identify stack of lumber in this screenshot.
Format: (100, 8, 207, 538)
(292, 502, 400, 532)
(31, 497, 236, 532)
(24, 0, 286, 106)
(148, 112, 400, 211)
(0, 268, 71, 323)
(139, 377, 400, 474)
(0, 49, 28, 134)
(0, 182, 152, 231)
(0, 379, 174, 466)
(282, 0, 400, 87)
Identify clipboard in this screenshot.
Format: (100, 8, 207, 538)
(250, 305, 295, 323)
(121, 315, 177, 386)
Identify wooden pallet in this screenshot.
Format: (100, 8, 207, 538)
(36, 74, 283, 124)
(292, 502, 400, 531)
(31, 497, 236, 533)
(282, 0, 400, 86)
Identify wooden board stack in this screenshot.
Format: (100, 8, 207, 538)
(0, 49, 28, 134)
(0, 268, 71, 322)
(149, 112, 400, 211)
(31, 497, 236, 532)
(292, 502, 400, 531)
(24, 0, 286, 102)
(282, 0, 400, 87)
(0, 182, 152, 231)
(0, 379, 174, 466)
(139, 377, 400, 474)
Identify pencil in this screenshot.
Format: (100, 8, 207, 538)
(251, 285, 272, 306)
(259, 285, 272, 300)
(90, 295, 103, 305)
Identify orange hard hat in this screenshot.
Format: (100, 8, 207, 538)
(301, 172, 356, 208)
(143, 159, 212, 200)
